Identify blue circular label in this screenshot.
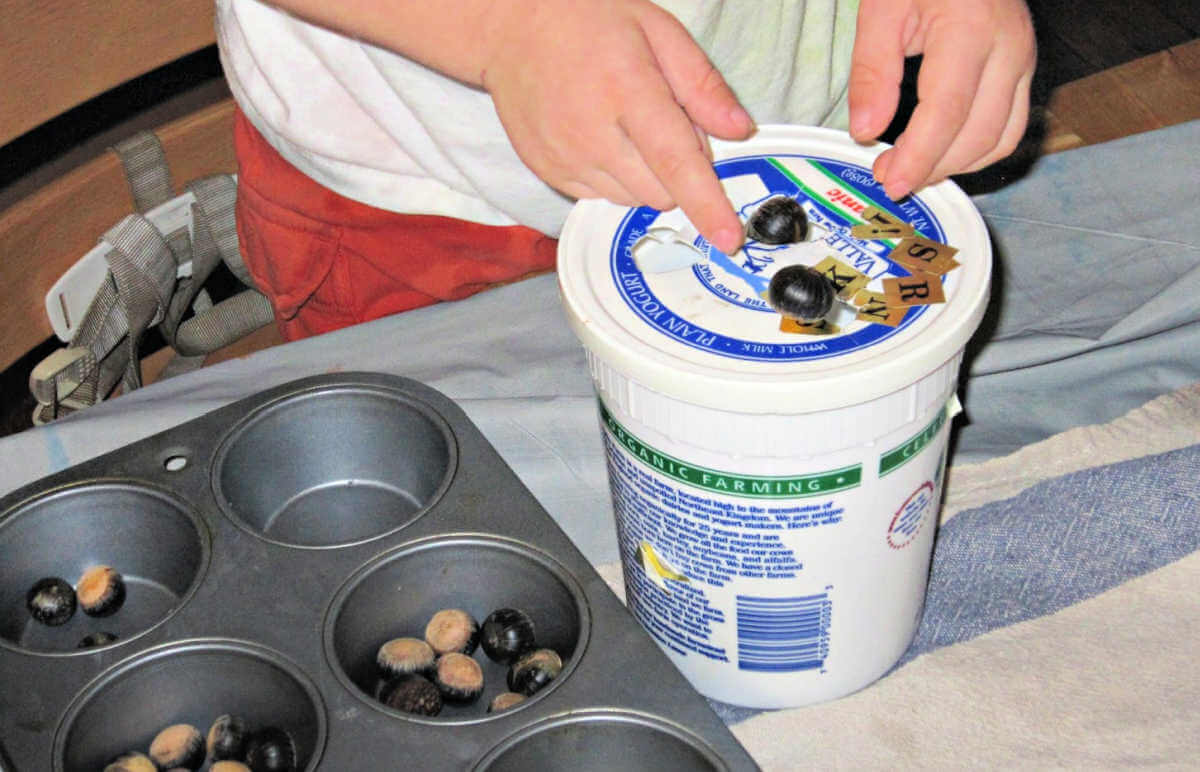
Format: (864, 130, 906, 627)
(609, 154, 949, 362)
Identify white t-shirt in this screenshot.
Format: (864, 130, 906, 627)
(216, 0, 859, 236)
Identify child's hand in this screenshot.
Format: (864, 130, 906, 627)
(847, 0, 1037, 199)
(479, 0, 755, 255)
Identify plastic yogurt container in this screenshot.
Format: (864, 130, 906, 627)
(556, 126, 991, 708)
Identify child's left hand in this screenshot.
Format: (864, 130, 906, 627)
(847, 0, 1037, 199)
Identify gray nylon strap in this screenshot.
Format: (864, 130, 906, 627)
(188, 175, 250, 285)
(101, 215, 178, 392)
(110, 131, 173, 213)
(173, 290, 275, 356)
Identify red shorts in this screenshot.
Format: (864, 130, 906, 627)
(233, 108, 558, 341)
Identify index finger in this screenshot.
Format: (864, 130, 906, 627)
(620, 87, 744, 255)
(876, 22, 991, 199)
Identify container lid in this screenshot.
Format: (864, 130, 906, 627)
(557, 125, 992, 414)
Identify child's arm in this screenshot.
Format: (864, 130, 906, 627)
(847, 0, 1037, 200)
(261, 0, 755, 255)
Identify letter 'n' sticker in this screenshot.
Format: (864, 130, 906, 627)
(852, 290, 905, 327)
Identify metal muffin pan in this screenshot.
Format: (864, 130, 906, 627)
(0, 372, 758, 771)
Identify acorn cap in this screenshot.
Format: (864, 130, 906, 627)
(76, 565, 125, 617)
(26, 576, 76, 626)
(424, 608, 479, 655)
(380, 672, 443, 716)
(433, 652, 484, 704)
(376, 636, 436, 678)
(103, 752, 157, 772)
(148, 723, 204, 770)
(487, 691, 527, 713)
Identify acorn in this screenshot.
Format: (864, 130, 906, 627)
(747, 196, 808, 244)
(76, 564, 126, 617)
(211, 762, 252, 772)
(767, 264, 836, 321)
(26, 576, 76, 626)
(206, 714, 248, 761)
(243, 726, 297, 772)
(479, 608, 536, 665)
(77, 631, 118, 649)
(487, 692, 527, 713)
(376, 636, 436, 678)
(103, 752, 157, 772)
(507, 648, 563, 696)
(148, 723, 205, 770)
(380, 672, 443, 716)
(424, 608, 479, 655)
(432, 652, 484, 704)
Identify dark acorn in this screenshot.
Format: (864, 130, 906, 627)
(103, 752, 157, 772)
(243, 726, 297, 772)
(206, 714, 248, 761)
(210, 763, 253, 772)
(26, 576, 76, 626)
(424, 608, 479, 655)
(380, 672, 443, 716)
(767, 264, 836, 321)
(747, 196, 808, 244)
(487, 691, 527, 713)
(376, 636, 436, 678)
(479, 607, 536, 664)
(433, 652, 484, 704)
(77, 631, 118, 648)
(76, 564, 126, 617)
(148, 723, 205, 770)
(507, 648, 563, 696)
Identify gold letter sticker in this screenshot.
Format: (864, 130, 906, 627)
(882, 275, 946, 307)
(813, 256, 870, 299)
(888, 237, 960, 276)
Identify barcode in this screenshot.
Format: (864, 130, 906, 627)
(736, 593, 831, 672)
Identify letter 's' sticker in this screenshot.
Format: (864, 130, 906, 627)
(888, 237, 960, 276)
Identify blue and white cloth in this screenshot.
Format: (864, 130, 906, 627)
(2, 121, 1198, 769)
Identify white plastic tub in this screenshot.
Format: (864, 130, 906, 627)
(557, 126, 991, 708)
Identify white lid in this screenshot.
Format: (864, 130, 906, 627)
(557, 126, 991, 414)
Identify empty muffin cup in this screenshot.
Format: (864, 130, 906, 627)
(474, 710, 727, 771)
(0, 482, 207, 655)
(213, 386, 456, 547)
(53, 639, 325, 771)
(326, 536, 589, 722)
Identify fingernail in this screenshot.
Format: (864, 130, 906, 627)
(850, 109, 872, 140)
(713, 227, 743, 255)
(883, 176, 910, 201)
(730, 106, 756, 135)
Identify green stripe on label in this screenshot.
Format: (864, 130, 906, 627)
(879, 405, 949, 477)
(599, 401, 861, 498)
(805, 160, 930, 242)
(767, 158, 863, 226)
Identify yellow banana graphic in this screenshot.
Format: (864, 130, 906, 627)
(637, 540, 689, 592)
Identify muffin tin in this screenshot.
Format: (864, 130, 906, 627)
(0, 372, 757, 771)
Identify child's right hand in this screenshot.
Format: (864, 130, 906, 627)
(477, 0, 756, 255)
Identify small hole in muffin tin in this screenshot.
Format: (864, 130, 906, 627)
(474, 710, 729, 771)
(212, 386, 457, 548)
(163, 454, 189, 472)
(0, 482, 208, 655)
(326, 536, 590, 723)
(53, 639, 326, 771)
